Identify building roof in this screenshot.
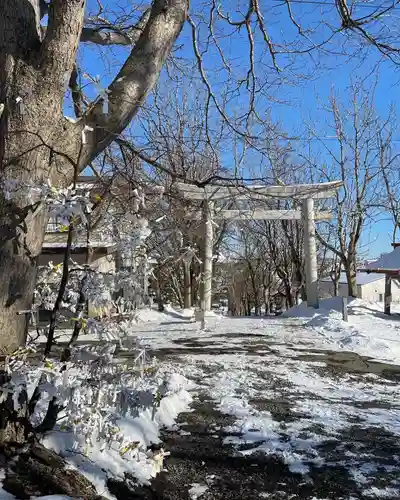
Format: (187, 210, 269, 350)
(320, 272, 385, 285)
(366, 247, 400, 270)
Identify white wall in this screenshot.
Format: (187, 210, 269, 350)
(358, 278, 400, 302)
(319, 278, 400, 302)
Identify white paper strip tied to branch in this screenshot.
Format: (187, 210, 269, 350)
(176, 229, 183, 248)
(16, 96, 24, 115)
(206, 219, 219, 228)
(94, 81, 109, 114)
(180, 246, 201, 265)
(82, 125, 94, 145)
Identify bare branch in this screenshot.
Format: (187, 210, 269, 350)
(80, 28, 132, 46)
(335, 0, 400, 61)
(81, 0, 187, 163)
(80, 9, 151, 46)
(217, 0, 254, 26)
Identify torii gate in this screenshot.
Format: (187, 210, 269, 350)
(175, 181, 343, 314)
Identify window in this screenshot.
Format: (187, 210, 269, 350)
(46, 216, 64, 233)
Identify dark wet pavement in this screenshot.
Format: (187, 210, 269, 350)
(121, 326, 400, 500)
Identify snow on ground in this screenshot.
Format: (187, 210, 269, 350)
(31, 301, 400, 497)
(35, 299, 400, 365)
(181, 348, 400, 476)
(283, 297, 400, 364)
(129, 304, 400, 496)
(188, 483, 209, 499)
(130, 299, 400, 365)
(0, 492, 75, 500)
(362, 487, 400, 498)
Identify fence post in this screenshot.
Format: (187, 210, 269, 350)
(385, 275, 392, 315)
(342, 296, 348, 322)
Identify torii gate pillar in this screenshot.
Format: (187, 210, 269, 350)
(202, 199, 214, 312)
(302, 198, 319, 309)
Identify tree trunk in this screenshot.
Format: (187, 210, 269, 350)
(0, 0, 83, 351)
(263, 286, 269, 315)
(344, 256, 357, 297)
(183, 261, 191, 309)
(333, 279, 339, 296)
(283, 280, 294, 308)
(0, 0, 187, 351)
(3, 443, 99, 499)
(191, 264, 200, 307)
(0, 0, 42, 350)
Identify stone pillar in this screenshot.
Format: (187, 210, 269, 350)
(202, 199, 214, 311)
(302, 198, 319, 309)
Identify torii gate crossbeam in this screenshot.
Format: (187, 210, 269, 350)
(175, 181, 342, 316)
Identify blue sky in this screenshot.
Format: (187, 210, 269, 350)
(79, 0, 400, 258)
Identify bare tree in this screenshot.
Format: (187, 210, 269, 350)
(303, 84, 386, 296)
(376, 115, 400, 243)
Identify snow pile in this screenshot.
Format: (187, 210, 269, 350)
(164, 304, 195, 319)
(136, 305, 196, 323)
(283, 296, 354, 319)
(135, 308, 173, 323)
(43, 370, 193, 493)
(283, 298, 400, 364)
(2, 345, 193, 498)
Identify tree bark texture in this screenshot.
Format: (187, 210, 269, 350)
(0, 0, 187, 351)
(2, 443, 100, 499)
(344, 256, 358, 297)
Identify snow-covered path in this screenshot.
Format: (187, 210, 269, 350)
(132, 314, 400, 500)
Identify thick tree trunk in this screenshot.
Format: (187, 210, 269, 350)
(0, 372, 31, 444)
(0, 1, 44, 350)
(0, 212, 46, 350)
(0, 0, 84, 351)
(0, 0, 187, 351)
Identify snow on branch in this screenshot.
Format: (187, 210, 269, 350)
(2, 343, 192, 486)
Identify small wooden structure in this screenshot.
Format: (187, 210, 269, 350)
(359, 244, 400, 315)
